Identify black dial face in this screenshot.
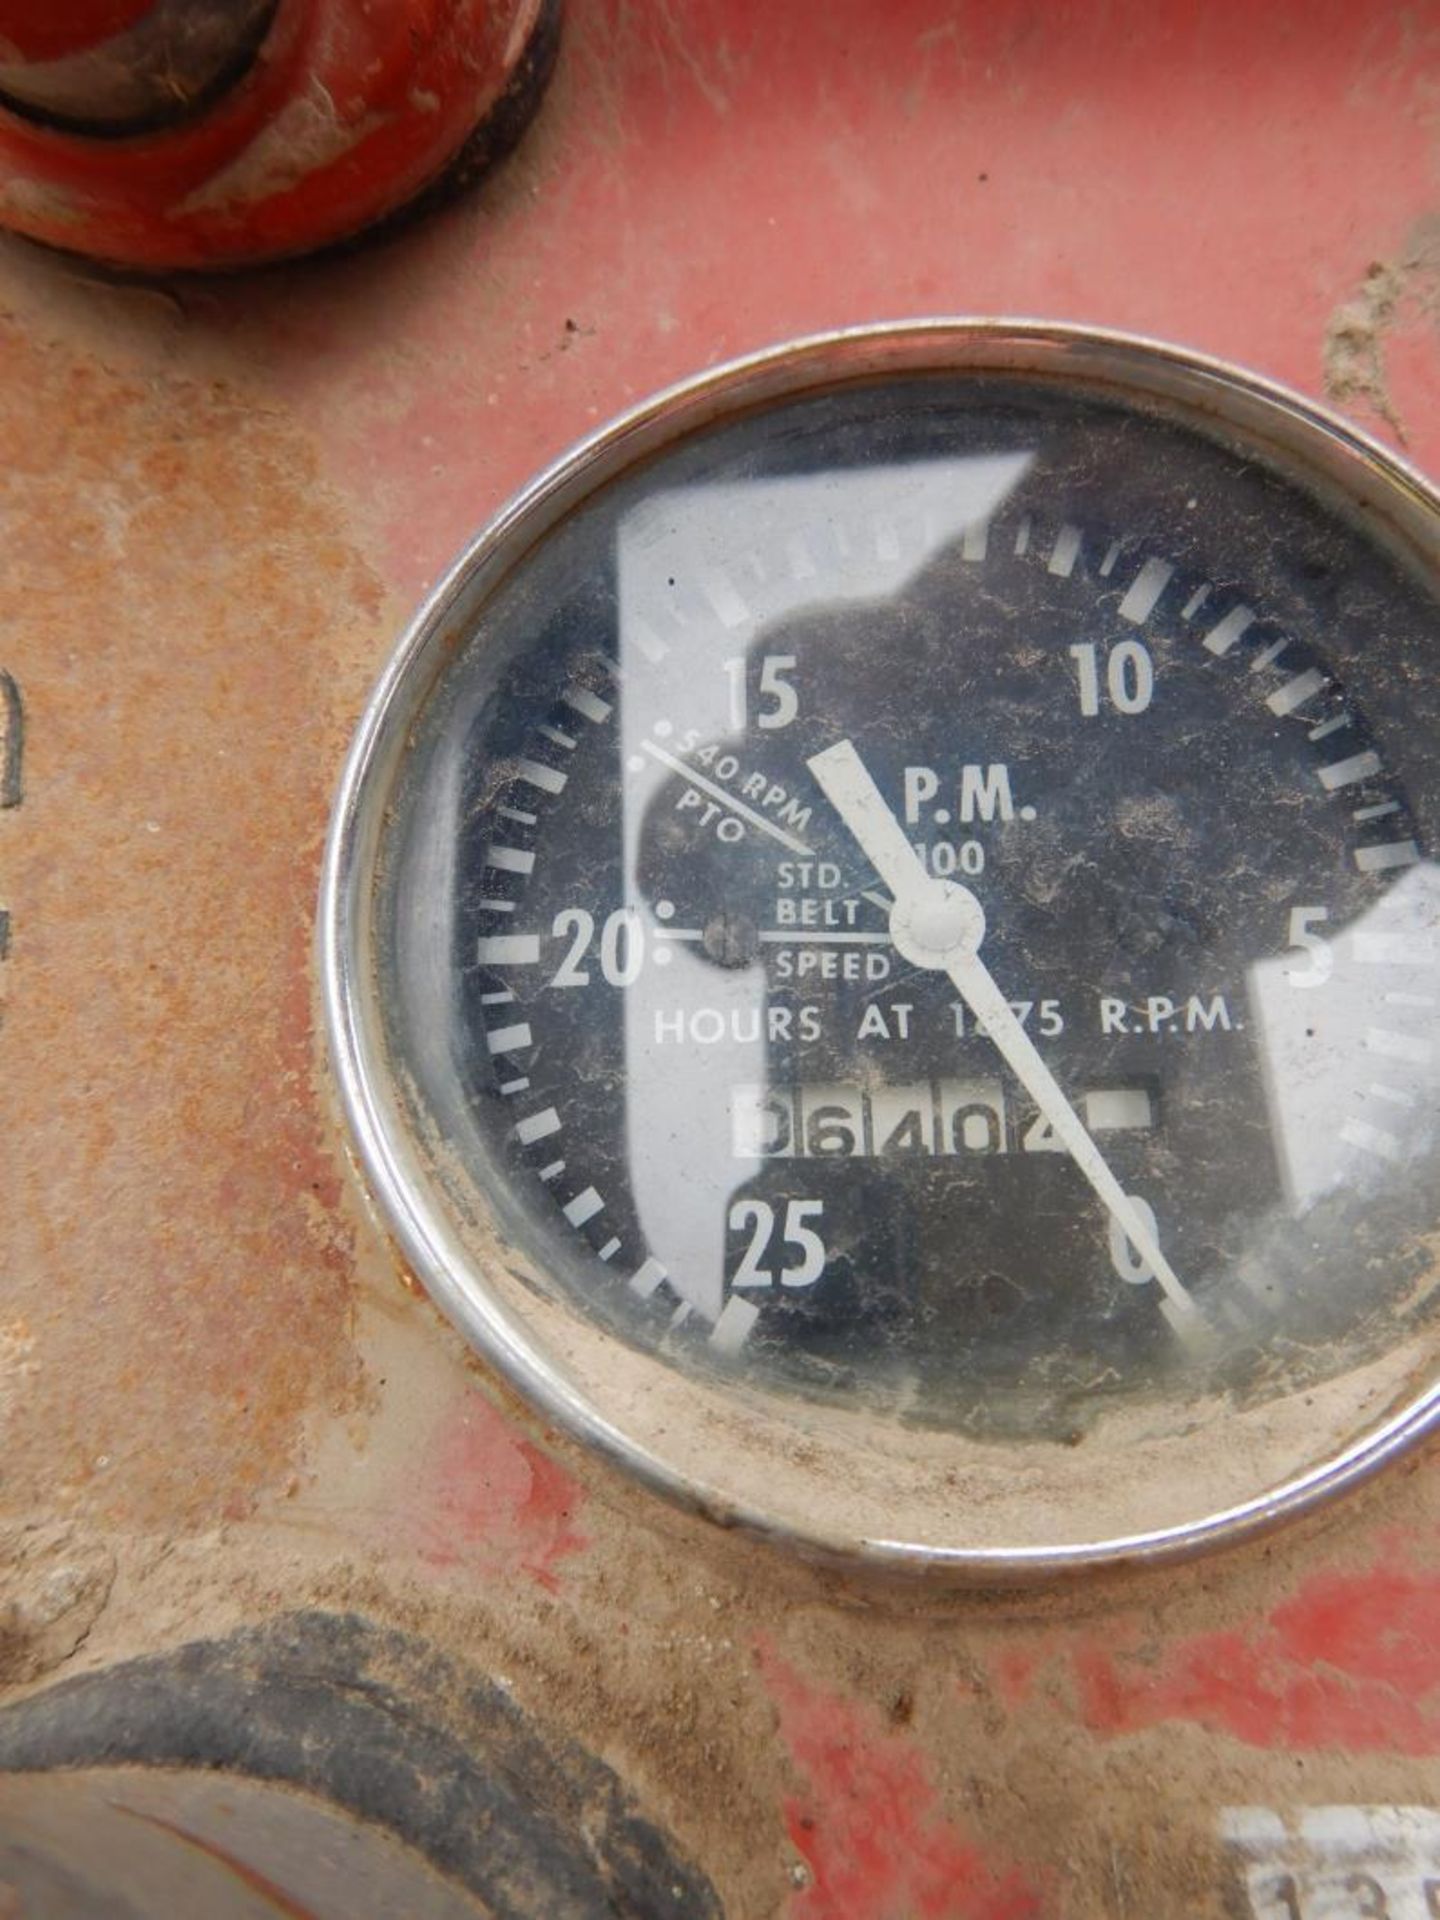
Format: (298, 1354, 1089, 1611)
(376, 368, 1440, 1444)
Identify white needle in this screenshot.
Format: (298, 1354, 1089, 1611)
(807, 739, 1202, 1333)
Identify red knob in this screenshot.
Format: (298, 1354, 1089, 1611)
(0, 0, 559, 268)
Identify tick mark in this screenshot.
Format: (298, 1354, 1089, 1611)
(1118, 557, 1174, 623)
(1201, 605, 1255, 656)
(563, 687, 612, 724)
(516, 1107, 562, 1145)
(563, 1187, 604, 1227)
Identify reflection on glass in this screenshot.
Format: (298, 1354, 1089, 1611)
(618, 456, 1034, 1341)
(1250, 862, 1440, 1211)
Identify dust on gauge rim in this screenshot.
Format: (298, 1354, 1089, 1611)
(328, 324, 1440, 1563)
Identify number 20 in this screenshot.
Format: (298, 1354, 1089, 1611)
(549, 907, 644, 987)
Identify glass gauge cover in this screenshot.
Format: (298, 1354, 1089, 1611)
(323, 324, 1440, 1576)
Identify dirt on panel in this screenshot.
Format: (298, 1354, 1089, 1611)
(0, 315, 379, 1533)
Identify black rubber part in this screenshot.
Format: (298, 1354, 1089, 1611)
(0, 1609, 724, 1920)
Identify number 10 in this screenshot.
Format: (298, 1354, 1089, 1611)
(1070, 641, 1154, 715)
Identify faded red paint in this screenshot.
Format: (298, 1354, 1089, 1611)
(1044, 1561, 1440, 1757)
(404, 1390, 586, 1591)
(0, 11, 1436, 1912)
(990, 1646, 1044, 1712)
(758, 1643, 1045, 1920)
(228, 0, 1440, 603)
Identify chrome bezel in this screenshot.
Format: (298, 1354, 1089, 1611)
(321, 320, 1440, 1580)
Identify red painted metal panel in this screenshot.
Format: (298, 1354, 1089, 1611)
(0, 5, 1437, 1913)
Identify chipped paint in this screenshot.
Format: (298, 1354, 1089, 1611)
(175, 83, 390, 218)
(1324, 214, 1440, 456)
(758, 1643, 1046, 1920)
(402, 1389, 586, 1591)
(1057, 1560, 1440, 1757)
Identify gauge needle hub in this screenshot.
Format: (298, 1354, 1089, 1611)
(806, 738, 1202, 1333)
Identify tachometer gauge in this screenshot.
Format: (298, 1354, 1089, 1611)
(323, 324, 1440, 1575)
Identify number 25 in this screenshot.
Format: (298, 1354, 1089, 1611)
(729, 1199, 826, 1288)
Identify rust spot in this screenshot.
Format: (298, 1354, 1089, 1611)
(0, 316, 381, 1530)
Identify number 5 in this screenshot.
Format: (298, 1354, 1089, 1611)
(758, 654, 799, 729)
(1285, 905, 1332, 988)
(781, 1199, 826, 1285)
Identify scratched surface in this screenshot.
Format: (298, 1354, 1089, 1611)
(1, 3, 1439, 1916)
